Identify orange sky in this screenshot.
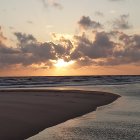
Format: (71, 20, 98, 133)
(0, 64, 139, 76)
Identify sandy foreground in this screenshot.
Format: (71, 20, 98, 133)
(0, 89, 120, 140)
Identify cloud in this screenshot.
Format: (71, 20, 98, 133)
(115, 32, 140, 63)
(0, 30, 73, 69)
(40, 0, 63, 10)
(78, 16, 103, 30)
(0, 26, 7, 43)
(70, 30, 140, 66)
(0, 15, 140, 69)
(112, 14, 132, 30)
(0, 31, 54, 68)
(71, 32, 115, 60)
(69, 14, 139, 66)
(14, 32, 37, 45)
(74, 57, 95, 68)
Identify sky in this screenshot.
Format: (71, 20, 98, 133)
(0, 0, 140, 76)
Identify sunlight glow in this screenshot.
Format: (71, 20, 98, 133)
(54, 59, 74, 68)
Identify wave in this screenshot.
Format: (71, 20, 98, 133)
(0, 75, 140, 89)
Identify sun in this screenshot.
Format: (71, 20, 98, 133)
(54, 59, 74, 68)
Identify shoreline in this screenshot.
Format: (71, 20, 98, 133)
(0, 89, 120, 140)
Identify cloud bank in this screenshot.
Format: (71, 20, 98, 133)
(0, 15, 140, 70)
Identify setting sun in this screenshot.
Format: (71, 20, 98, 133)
(54, 59, 75, 68)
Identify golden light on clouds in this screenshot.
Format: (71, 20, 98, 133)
(54, 59, 75, 68)
(51, 33, 73, 41)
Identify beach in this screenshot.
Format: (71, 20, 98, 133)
(0, 89, 120, 140)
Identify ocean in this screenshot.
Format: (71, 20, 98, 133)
(0, 76, 140, 140)
(0, 75, 140, 89)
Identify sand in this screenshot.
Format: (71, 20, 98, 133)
(0, 89, 120, 140)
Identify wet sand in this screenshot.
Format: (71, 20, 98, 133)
(0, 89, 120, 140)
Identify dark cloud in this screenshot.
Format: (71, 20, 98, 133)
(85, 31, 140, 66)
(14, 32, 37, 45)
(116, 33, 140, 63)
(78, 16, 103, 30)
(72, 32, 115, 59)
(0, 30, 73, 69)
(112, 14, 132, 30)
(0, 32, 55, 68)
(69, 21, 140, 67)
